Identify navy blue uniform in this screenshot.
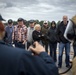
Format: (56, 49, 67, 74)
(0, 41, 59, 75)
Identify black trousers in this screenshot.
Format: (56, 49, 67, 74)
(42, 41, 48, 53)
(27, 41, 33, 50)
(49, 43, 57, 62)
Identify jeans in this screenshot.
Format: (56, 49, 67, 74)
(49, 43, 57, 62)
(14, 41, 25, 49)
(58, 42, 70, 67)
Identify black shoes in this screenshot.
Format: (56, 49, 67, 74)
(58, 65, 70, 68)
(66, 65, 70, 68)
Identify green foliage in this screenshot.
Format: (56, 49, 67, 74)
(48, 21, 51, 27)
(13, 21, 17, 25)
(35, 20, 40, 24)
(39, 20, 44, 26)
(56, 20, 61, 27)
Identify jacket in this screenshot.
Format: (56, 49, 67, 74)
(32, 30, 42, 42)
(47, 25, 57, 43)
(0, 40, 59, 75)
(56, 21, 69, 43)
(41, 25, 49, 43)
(5, 25, 14, 44)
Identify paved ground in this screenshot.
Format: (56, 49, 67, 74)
(56, 54, 73, 75)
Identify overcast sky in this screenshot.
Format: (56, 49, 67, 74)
(0, 0, 76, 22)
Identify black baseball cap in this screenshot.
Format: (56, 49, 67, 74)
(8, 19, 13, 24)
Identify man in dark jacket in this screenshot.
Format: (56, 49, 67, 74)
(56, 15, 70, 68)
(0, 17, 59, 75)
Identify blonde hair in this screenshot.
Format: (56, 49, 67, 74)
(34, 24, 41, 30)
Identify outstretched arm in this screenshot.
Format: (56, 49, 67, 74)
(19, 42, 59, 75)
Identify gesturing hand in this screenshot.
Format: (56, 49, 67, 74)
(29, 41, 45, 55)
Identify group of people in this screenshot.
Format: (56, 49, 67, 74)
(4, 17, 58, 62)
(0, 14, 76, 75)
(4, 15, 72, 68)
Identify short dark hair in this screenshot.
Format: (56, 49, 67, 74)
(29, 20, 34, 23)
(17, 18, 24, 22)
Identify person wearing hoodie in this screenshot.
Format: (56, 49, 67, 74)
(47, 21, 57, 62)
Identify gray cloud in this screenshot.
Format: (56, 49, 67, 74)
(0, 0, 76, 22)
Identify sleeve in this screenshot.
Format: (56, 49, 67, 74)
(46, 29, 49, 36)
(12, 26, 15, 42)
(3, 26, 8, 42)
(45, 29, 51, 41)
(18, 52, 59, 75)
(32, 31, 40, 41)
(24, 26, 27, 41)
(56, 25, 60, 43)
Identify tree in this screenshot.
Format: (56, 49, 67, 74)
(56, 20, 61, 27)
(39, 20, 44, 26)
(35, 20, 39, 24)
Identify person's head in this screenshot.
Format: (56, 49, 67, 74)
(34, 24, 41, 31)
(0, 21, 5, 40)
(8, 19, 13, 25)
(17, 18, 24, 26)
(43, 21, 48, 27)
(29, 20, 35, 28)
(51, 21, 56, 28)
(63, 15, 68, 24)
